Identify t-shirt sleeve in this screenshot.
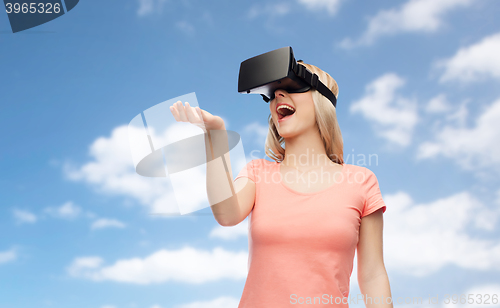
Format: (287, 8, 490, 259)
(234, 159, 257, 183)
(362, 168, 387, 218)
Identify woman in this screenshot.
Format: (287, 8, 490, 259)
(170, 61, 393, 307)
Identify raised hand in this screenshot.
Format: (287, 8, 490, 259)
(169, 101, 225, 133)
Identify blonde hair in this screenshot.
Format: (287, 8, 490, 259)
(264, 61, 344, 165)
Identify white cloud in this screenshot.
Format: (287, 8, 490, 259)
(0, 249, 17, 265)
(12, 209, 37, 224)
(417, 97, 500, 170)
(137, 0, 167, 17)
(67, 256, 103, 277)
(436, 32, 500, 83)
(425, 94, 469, 130)
(174, 296, 240, 308)
(65, 122, 246, 216)
(67, 246, 248, 284)
(296, 0, 342, 15)
(383, 190, 500, 276)
(44, 201, 81, 219)
(243, 122, 268, 145)
(350, 73, 418, 146)
(209, 219, 248, 240)
(91, 218, 126, 230)
(425, 94, 452, 114)
(63, 125, 180, 215)
(443, 99, 469, 127)
(340, 0, 475, 48)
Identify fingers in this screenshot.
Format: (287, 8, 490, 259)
(195, 106, 203, 120)
(186, 102, 204, 126)
(169, 101, 189, 122)
(176, 101, 190, 122)
(169, 101, 205, 126)
(184, 102, 199, 121)
(169, 101, 181, 121)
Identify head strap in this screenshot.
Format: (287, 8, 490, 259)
(292, 62, 337, 108)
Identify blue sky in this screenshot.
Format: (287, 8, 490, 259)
(1, 0, 500, 307)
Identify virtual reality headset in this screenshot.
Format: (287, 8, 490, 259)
(238, 46, 337, 108)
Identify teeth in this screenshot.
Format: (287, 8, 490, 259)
(277, 105, 296, 115)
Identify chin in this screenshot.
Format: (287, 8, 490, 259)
(278, 129, 299, 139)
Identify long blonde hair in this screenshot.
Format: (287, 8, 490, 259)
(264, 61, 344, 165)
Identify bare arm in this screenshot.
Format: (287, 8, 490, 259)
(169, 101, 255, 226)
(203, 123, 255, 226)
(357, 208, 393, 308)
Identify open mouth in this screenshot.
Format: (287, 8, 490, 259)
(277, 105, 296, 121)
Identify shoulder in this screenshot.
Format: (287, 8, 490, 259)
(346, 164, 375, 175)
(357, 166, 382, 191)
(343, 163, 367, 176)
(247, 158, 275, 170)
(344, 164, 380, 185)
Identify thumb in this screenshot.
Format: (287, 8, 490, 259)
(197, 106, 213, 120)
(196, 106, 205, 120)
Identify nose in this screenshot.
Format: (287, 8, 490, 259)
(274, 88, 287, 98)
(272, 89, 287, 101)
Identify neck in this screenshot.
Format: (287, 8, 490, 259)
(280, 126, 334, 168)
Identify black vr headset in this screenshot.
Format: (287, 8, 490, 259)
(238, 46, 337, 108)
